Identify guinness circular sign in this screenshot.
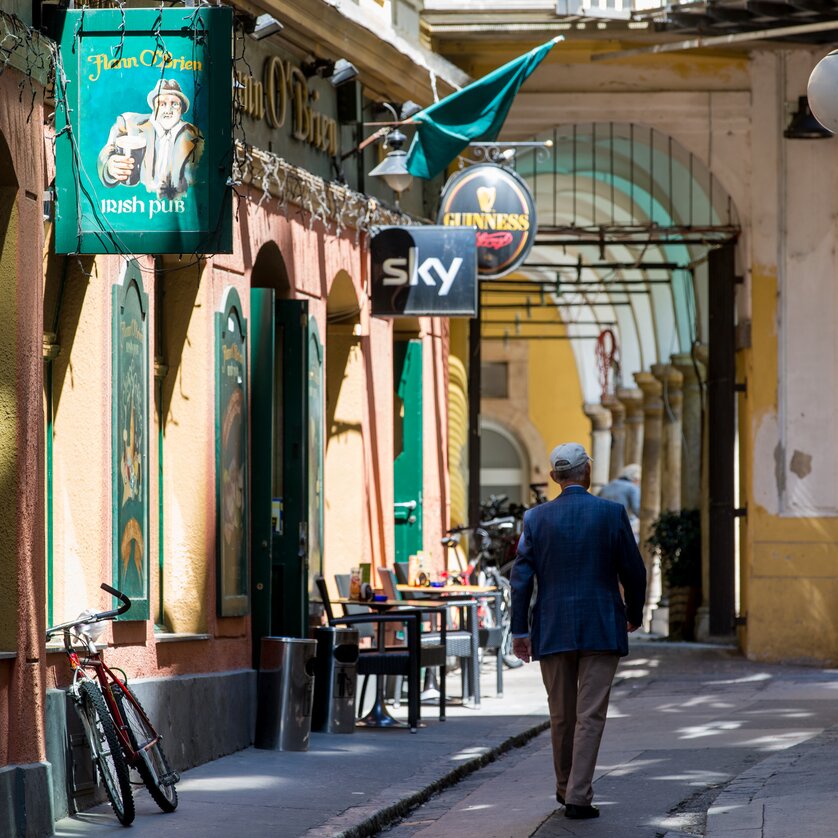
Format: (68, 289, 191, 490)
(437, 163, 537, 278)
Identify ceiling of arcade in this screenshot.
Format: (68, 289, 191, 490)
(416, 3, 821, 401)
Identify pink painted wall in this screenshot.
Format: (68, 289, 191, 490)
(0, 68, 47, 767)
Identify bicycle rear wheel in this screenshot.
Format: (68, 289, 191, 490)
(77, 681, 135, 826)
(111, 682, 179, 812)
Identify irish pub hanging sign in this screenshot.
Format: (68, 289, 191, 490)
(54, 8, 233, 255)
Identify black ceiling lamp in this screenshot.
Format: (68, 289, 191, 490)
(784, 96, 833, 139)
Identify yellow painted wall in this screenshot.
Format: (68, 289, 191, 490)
(740, 266, 838, 665)
(324, 324, 366, 598)
(482, 284, 588, 499)
(159, 258, 213, 635)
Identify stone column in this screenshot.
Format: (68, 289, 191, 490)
(692, 344, 711, 641)
(617, 387, 644, 468)
(583, 402, 612, 494)
(652, 363, 684, 513)
(602, 395, 626, 480)
(635, 372, 663, 628)
(671, 351, 705, 511)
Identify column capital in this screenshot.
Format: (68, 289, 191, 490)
(652, 363, 684, 417)
(671, 352, 704, 387)
(602, 394, 626, 427)
(583, 401, 612, 431)
(616, 387, 644, 420)
(634, 370, 663, 404)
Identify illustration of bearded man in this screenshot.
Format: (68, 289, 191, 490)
(97, 78, 204, 200)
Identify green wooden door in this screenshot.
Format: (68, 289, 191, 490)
(250, 288, 275, 665)
(273, 301, 324, 637)
(394, 339, 423, 563)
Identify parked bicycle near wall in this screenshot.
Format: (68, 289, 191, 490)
(45, 583, 179, 827)
(443, 521, 522, 669)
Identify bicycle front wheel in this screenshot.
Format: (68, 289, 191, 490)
(111, 682, 179, 812)
(77, 681, 135, 826)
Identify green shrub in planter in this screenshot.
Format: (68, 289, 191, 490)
(646, 509, 701, 640)
(646, 508, 701, 589)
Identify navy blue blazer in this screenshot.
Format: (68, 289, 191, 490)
(510, 485, 647, 659)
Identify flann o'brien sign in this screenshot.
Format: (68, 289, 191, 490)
(371, 227, 478, 317)
(438, 163, 537, 278)
(53, 7, 232, 255)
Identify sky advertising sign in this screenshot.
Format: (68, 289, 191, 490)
(371, 226, 478, 317)
(54, 7, 232, 255)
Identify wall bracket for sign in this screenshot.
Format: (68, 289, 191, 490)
(53, 7, 233, 255)
(463, 140, 554, 166)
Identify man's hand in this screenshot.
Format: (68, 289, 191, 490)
(627, 622, 639, 633)
(512, 636, 532, 663)
(107, 154, 135, 182)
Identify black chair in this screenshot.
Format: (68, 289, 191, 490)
(315, 576, 446, 731)
(394, 561, 410, 585)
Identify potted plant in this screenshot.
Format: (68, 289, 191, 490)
(646, 508, 701, 641)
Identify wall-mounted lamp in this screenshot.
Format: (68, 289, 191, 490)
(368, 127, 413, 196)
(784, 96, 832, 140)
(399, 100, 422, 120)
(301, 56, 359, 88)
(808, 51, 838, 135)
(250, 14, 283, 41)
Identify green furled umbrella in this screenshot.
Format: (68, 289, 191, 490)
(405, 37, 562, 180)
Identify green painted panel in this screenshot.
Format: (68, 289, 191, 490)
(112, 260, 149, 618)
(307, 318, 324, 599)
(53, 8, 232, 255)
(250, 288, 275, 662)
(274, 300, 308, 638)
(215, 288, 249, 617)
(394, 339, 423, 563)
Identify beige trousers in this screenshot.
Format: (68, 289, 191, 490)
(539, 650, 620, 806)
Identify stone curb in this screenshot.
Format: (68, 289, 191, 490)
(309, 717, 551, 838)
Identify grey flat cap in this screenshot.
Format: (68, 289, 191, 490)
(550, 442, 591, 473)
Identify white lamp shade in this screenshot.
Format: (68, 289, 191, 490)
(807, 51, 838, 134)
(369, 150, 413, 194)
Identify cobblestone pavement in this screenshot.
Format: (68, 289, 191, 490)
(381, 638, 838, 838)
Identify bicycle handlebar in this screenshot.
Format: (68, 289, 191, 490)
(45, 583, 132, 639)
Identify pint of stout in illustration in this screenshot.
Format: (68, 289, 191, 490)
(114, 135, 147, 186)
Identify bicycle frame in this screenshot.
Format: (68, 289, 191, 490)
(68, 647, 160, 769)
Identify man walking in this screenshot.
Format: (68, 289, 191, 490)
(598, 462, 642, 542)
(511, 443, 646, 820)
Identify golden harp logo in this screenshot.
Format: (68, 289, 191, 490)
(476, 186, 496, 213)
(438, 163, 537, 278)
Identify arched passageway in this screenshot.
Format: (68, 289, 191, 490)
(480, 122, 741, 636)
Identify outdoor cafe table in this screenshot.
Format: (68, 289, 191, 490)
(397, 584, 505, 698)
(333, 598, 450, 729)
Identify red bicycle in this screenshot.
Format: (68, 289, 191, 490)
(46, 583, 179, 826)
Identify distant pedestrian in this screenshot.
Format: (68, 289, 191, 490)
(510, 443, 646, 820)
(598, 463, 641, 541)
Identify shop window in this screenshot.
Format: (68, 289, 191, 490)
(482, 361, 509, 399)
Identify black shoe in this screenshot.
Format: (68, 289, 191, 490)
(565, 804, 599, 820)
(556, 792, 565, 805)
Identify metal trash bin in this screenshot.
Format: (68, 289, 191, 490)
(255, 637, 317, 751)
(312, 627, 359, 733)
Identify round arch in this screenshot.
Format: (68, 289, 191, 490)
(250, 241, 292, 298)
(510, 122, 740, 401)
(479, 417, 533, 506)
